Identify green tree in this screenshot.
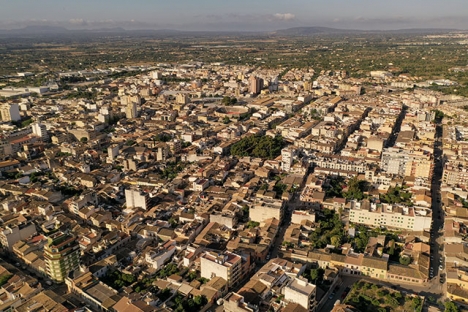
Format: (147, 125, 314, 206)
(445, 301, 459, 312)
(246, 221, 260, 228)
(168, 218, 178, 228)
(187, 271, 198, 282)
(80, 137, 88, 143)
(331, 235, 342, 247)
(399, 255, 411, 266)
(309, 268, 324, 283)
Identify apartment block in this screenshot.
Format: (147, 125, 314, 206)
(44, 232, 81, 283)
(125, 188, 150, 210)
(201, 251, 242, 287)
(349, 200, 432, 231)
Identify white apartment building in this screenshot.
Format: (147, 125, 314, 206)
(284, 277, 317, 311)
(145, 241, 176, 270)
(349, 200, 432, 231)
(200, 251, 242, 287)
(381, 147, 433, 179)
(31, 122, 49, 141)
(281, 147, 295, 172)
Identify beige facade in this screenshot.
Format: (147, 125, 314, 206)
(250, 198, 284, 224)
(200, 251, 242, 287)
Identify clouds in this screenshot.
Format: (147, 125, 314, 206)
(69, 19, 88, 26)
(272, 13, 296, 21)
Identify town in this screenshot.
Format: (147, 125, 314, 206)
(0, 32, 468, 312)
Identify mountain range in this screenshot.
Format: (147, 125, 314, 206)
(0, 25, 463, 38)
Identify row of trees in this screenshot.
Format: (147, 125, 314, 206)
(102, 270, 136, 290)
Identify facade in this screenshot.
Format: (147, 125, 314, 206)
(107, 144, 119, 159)
(44, 232, 81, 282)
(145, 240, 176, 270)
(0, 103, 21, 122)
(31, 122, 49, 141)
(283, 277, 317, 311)
(381, 147, 433, 179)
(125, 102, 138, 119)
(0, 221, 37, 251)
(250, 198, 284, 224)
(125, 188, 150, 210)
(281, 148, 294, 172)
(249, 76, 264, 95)
(200, 251, 242, 287)
(349, 200, 432, 231)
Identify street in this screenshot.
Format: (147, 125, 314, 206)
(427, 121, 445, 293)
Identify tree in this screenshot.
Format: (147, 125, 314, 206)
(168, 218, 178, 228)
(247, 221, 260, 228)
(388, 239, 395, 255)
(230, 134, 284, 159)
(193, 295, 207, 306)
(222, 96, 237, 106)
(331, 235, 342, 247)
(309, 268, 324, 283)
(80, 137, 88, 143)
(444, 301, 459, 312)
(187, 271, 198, 282)
(343, 177, 367, 200)
(399, 255, 411, 266)
(0, 274, 12, 287)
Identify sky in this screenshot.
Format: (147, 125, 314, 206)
(1, 0, 468, 31)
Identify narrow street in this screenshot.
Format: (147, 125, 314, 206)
(428, 119, 445, 288)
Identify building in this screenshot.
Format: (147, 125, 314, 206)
(200, 251, 242, 287)
(176, 93, 190, 105)
(125, 102, 138, 119)
(281, 148, 295, 172)
(349, 200, 432, 231)
(0, 220, 37, 251)
(291, 210, 316, 224)
(125, 188, 150, 210)
(145, 240, 176, 270)
(283, 277, 317, 311)
(31, 122, 49, 141)
(249, 76, 264, 95)
(381, 148, 433, 179)
(107, 144, 119, 159)
(44, 231, 80, 283)
(66, 270, 119, 312)
(250, 198, 284, 224)
(0, 103, 21, 122)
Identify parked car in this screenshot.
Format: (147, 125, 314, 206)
(341, 287, 351, 299)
